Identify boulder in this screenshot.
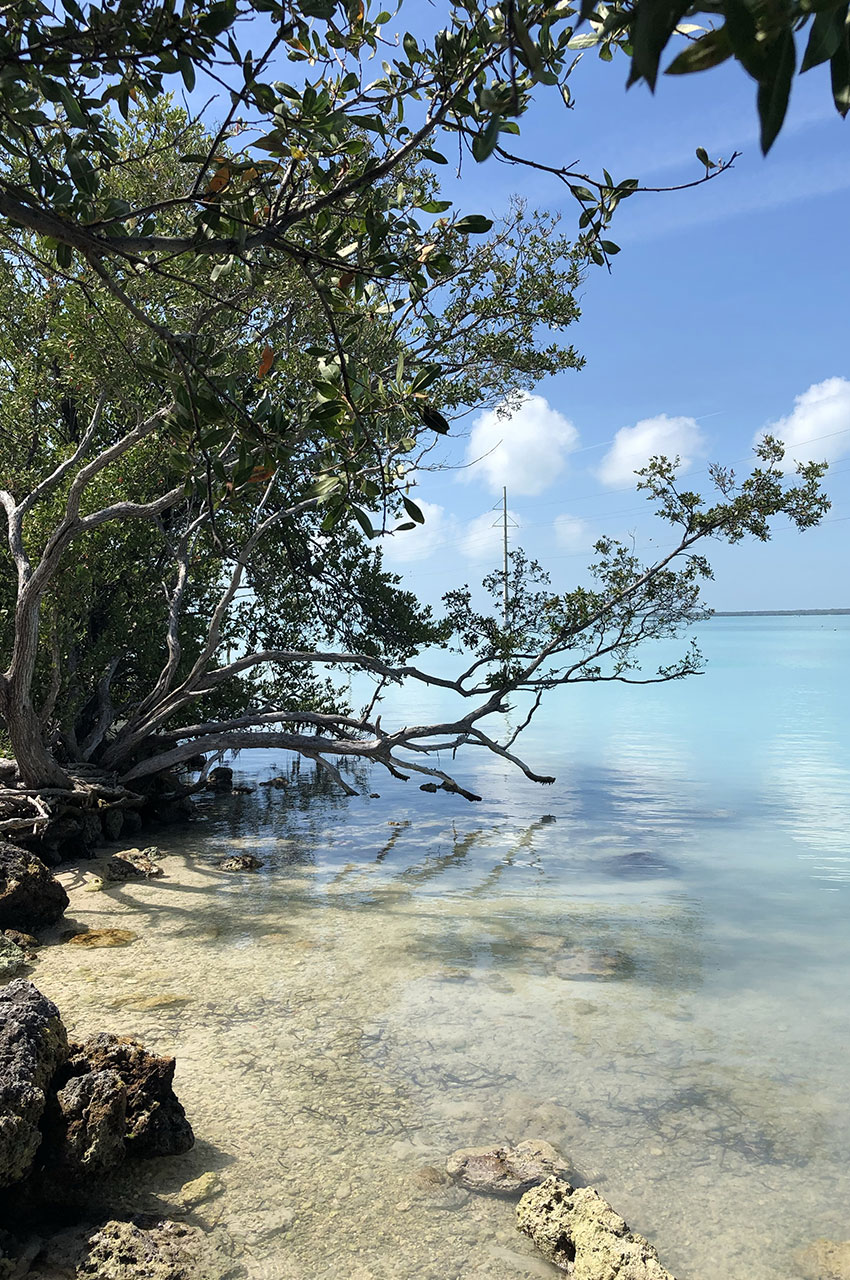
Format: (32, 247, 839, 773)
(65, 1035, 194, 1158)
(28, 1216, 205, 1279)
(0, 841, 69, 929)
(207, 767, 233, 792)
(104, 848, 164, 882)
(516, 1178, 677, 1278)
(49, 1069, 127, 1178)
(121, 810, 144, 836)
(0, 981, 68, 1188)
(102, 809, 125, 841)
(0, 935, 26, 979)
(447, 1140, 573, 1198)
(217, 855, 263, 872)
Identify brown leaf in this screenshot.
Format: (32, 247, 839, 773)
(258, 346, 274, 378)
(206, 165, 230, 194)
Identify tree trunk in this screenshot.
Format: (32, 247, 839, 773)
(0, 679, 71, 788)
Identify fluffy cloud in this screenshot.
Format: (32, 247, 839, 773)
(597, 414, 706, 489)
(553, 513, 594, 552)
(761, 377, 850, 473)
(379, 500, 456, 564)
(464, 393, 580, 495)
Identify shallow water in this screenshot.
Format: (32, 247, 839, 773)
(31, 617, 850, 1279)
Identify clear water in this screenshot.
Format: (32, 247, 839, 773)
(32, 617, 850, 1279)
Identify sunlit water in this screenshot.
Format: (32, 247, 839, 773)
(30, 617, 850, 1279)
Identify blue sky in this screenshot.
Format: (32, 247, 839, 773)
(361, 16, 850, 611)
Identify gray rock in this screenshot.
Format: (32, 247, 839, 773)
(0, 841, 69, 930)
(29, 1216, 209, 1279)
(208, 767, 233, 792)
(102, 809, 125, 841)
(51, 1069, 127, 1177)
(516, 1177, 677, 1278)
(0, 935, 26, 979)
(121, 810, 144, 836)
(66, 1034, 194, 1159)
(446, 1140, 573, 1198)
(0, 980, 68, 1188)
(104, 848, 164, 881)
(217, 855, 263, 872)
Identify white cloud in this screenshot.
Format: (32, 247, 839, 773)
(464, 393, 580, 495)
(597, 414, 706, 488)
(379, 500, 457, 564)
(459, 509, 522, 564)
(760, 377, 850, 473)
(554, 513, 594, 552)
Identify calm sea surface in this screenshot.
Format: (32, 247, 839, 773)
(34, 617, 850, 1279)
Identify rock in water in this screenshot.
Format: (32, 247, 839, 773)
(208, 766, 233, 792)
(28, 1216, 208, 1279)
(516, 1178, 677, 1278)
(0, 981, 68, 1188)
(0, 935, 26, 979)
(50, 1070, 128, 1177)
(65, 1035, 194, 1158)
(446, 1140, 573, 1197)
(217, 854, 263, 872)
(0, 841, 69, 930)
(104, 847, 164, 881)
(795, 1239, 850, 1279)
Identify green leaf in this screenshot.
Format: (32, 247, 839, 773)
(421, 404, 450, 434)
(402, 495, 425, 523)
(757, 30, 796, 153)
(801, 3, 849, 71)
(830, 26, 850, 114)
(471, 115, 502, 161)
(454, 214, 494, 234)
(351, 505, 376, 537)
(421, 148, 449, 164)
(629, 0, 691, 88)
(665, 27, 733, 74)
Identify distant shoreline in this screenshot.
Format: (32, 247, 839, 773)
(710, 609, 850, 617)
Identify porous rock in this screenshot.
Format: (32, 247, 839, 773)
(516, 1177, 677, 1278)
(102, 809, 125, 841)
(104, 847, 164, 881)
(50, 1069, 127, 1177)
(0, 934, 26, 979)
(0, 980, 68, 1188)
(0, 841, 69, 930)
(217, 854, 263, 872)
(28, 1216, 205, 1279)
(207, 767, 233, 792)
(447, 1140, 573, 1198)
(65, 1034, 194, 1158)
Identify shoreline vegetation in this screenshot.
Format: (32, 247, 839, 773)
(711, 609, 850, 616)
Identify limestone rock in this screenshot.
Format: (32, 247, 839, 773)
(0, 841, 69, 930)
(3, 929, 39, 951)
(104, 848, 164, 881)
(208, 767, 233, 792)
(29, 1216, 206, 1279)
(447, 1140, 573, 1198)
(796, 1239, 850, 1279)
(50, 1069, 127, 1177)
(516, 1178, 677, 1278)
(177, 1171, 223, 1209)
(0, 935, 26, 979)
(217, 854, 263, 872)
(66, 1034, 194, 1158)
(0, 980, 68, 1188)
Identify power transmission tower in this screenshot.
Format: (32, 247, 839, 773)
(491, 487, 518, 626)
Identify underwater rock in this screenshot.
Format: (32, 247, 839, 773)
(446, 1140, 573, 1198)
(217, 854, 263, 872)
(796, 1238, 850, 1279)
(231, 784, 253, 794)
(104, 847, 164, 881)
(49, 1069, 127, 1178)
(0, 841, 69, 930)
(177, 1171, 223, 1209)
(0, 981, 68, 1189)
(65, 1034, 194, 1159)
(258, 775, 288, 788)
(208, 767, 233, 792)
(516, 1177, 677, 1278)
(550, 948, 635, 982)
(28, 1216, 207, 1279)
(66, 928, 138, 948)
(0, 934, 26, 979)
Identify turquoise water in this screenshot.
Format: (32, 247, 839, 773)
(36, 616, 850, 1279)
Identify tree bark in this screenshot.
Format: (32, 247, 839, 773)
(0, 677, 71, 788)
